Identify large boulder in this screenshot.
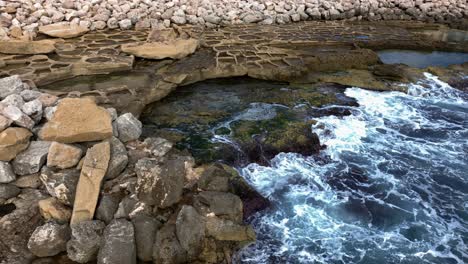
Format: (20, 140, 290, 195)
(40, 166, 80, 206)
(104, 137, 128, 179)
(71, 141, 110, 225)
(135, 156, 185, 208)
(0, 75, 26, 99)
(39, 98, 113, 144)
(196, 191, 243, 222)
(97, 219, 136, 264)
(115, 113, 142, 143)
(121, 38, 199, 60)
(67, 220, 106, 263)
(0, 161, 15, 183)
(0, 40, 56, 54)
(38, 24, 89, 38)
(27, 222, 71, 257)
(152, 224, 187, 264)
(0, 127, 32, 161)
(176, 205, 206, 260)
(12, 141, 51, 175)
(132, 215, 160, 262)
(47, 142, 83, 169)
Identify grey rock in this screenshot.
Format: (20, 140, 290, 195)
(12, 141, 51, 176)
(21, 99, 43, 123)
(106, 108, 118, 121)
(196, 191, 243, 222)
(95, 194, 120, 224)
(118, 19, 132, 30)
(143, 137, 173, 157)
(0, 183, 20, 199)
(205, 215, 255, 242)
(0, 75, 25, 99)
(40, 166, 80, 205)
(198, 163, 230, 192)
(204, 14, 221, 24)
(0, 161, 15, 183)
(132, 215, 160, 261)
(152, 224, 187, 264)
(43, 106, 56, 121)
(176, 205, 205, 259)
(114, 196, 138, 219)
(0, 105, 34, 129)
(243, 12, 264, 23)
(2, 94, 25, 108)
(0, 114, 12, 132)
(97, 219, 136, 264)
(115, 113, 142, 142)
(20, 90, 42, 102)
(104, 137, 128, 180)
(135, 157, 185, 208)
(27, 222, 70, 257)
(67, 220, 105, 263)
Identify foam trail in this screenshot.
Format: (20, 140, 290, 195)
(236, 73, 468, 264)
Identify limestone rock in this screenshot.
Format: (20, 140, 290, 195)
(205, 215, 255, 242)
(0, 75, 25, 99)
(97, 219, 136, 264)
(0, 127, 32, 161)
(115, 113, 142, 143)
(39, 24, 88, 38)
(104, 137, 128, 179)
(12, 141, 51, 176)
(47, 142, 82, 169)
(176, 205, 206, 259)
(40, 166, 80, 205)
(38, 197, 72, 223)
(39, 98, 113, 143)
(67, 220, 105, 263)
(27, 222, 70, 257)
(0, 183, 20, 199)
(0, 40, 55, 54)
(70, 141, 110, 225)
(0, 104, 35, 129)
(132, 215, 159, 262)
(95, 194, 120, 224)
(152, 224, 187, 264)
(0, 161, 15, 183)
(121, 38, 199, 60)
(0, 114, 12, 132)
(135, 157, 185, 208)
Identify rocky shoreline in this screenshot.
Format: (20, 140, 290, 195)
(0, 75, 266, 263)
(1, 0, 468, 40)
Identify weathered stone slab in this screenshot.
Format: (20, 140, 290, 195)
(0, 40, 56, 54)
(70, 141, 110, 225)
(39, 98, 113, 143)
(0, 127, 32, 161)
(12, 141, 51, 176)
(121, 39, 199, 60)
(47, 142, 83, 169)
(97, 219, 136, 264)
(39, 24, 89, 38)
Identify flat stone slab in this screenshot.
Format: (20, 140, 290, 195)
(0, 127, 32, 161)
(0, 40, 56, 55)
(39, 24, 89, 39)
(121, 38, 199, 59)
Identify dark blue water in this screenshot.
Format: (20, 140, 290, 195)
(236, 73, 468, 264)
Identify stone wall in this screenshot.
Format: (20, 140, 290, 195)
(1, 0, 467, 40)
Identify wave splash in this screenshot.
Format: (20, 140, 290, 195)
(236, 73, 468, 264)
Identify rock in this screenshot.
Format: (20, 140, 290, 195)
(196, 191, 243, 222)
(113, 195, 138, 219)
(243, 12, 264, 23)
(47, 142, 82, 169)
(205, 215, 255, 242)
(152, 224, 187, 264)
(0, 127, 32, 161)
(70, 141, 110, 225)
(38, 24, 88, 38)
(0, 183, 20, 199)
(20, 90, 42, 102)
(143, 137, 173, 157)
(13, 173, 41, 188)
(115, 113, 142, 143)
(97, 219, 136, 264)
(38, 94, 58, 107)
(38, 197, 72, 223)
(0, 161, 15, 183)
(204, 15, 222, 24)
(198, 164, 230, 192)
(40, 166, 80, 205)
(132, 215, 159, 262)
(39, 98, 113, 143)
(2, 94, 25, 108)
(95, 194, 120, 224)
(118, 19, 132, 30)
(67, 220, 105, 263)
(0, 104, 35, 129)
(104, 137, 128, 179)
(0, 75, 25, 99)
(176, 205, 205, 259)
(0, 40, 56, 54)
(27, 222, 70, 257)
(43, 106, 57, 121)
(12, 141, 51, 176)
(21, 99, 43, 123)
(121, 38, 199, 60)
(0, 114, 12, 132)
(135, 157, 185, 208)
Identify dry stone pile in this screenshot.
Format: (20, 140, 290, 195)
(0, 0, 467, 40)
(0, 75, 261, 264)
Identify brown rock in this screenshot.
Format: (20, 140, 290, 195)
(13, 173, 41, 188)
(0, 40, 55, 55)
(0, 114, 12, 132)
(121, 38, 199, 60)
(39, 98, 113, 143)
(38, 24, 89, 38)
(70, 141, 110, 225)
(47, 142, 83, 169)
(38, 197, 72, 223)
(10, 26, 23, 39)
(0, 127, 32, 161)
